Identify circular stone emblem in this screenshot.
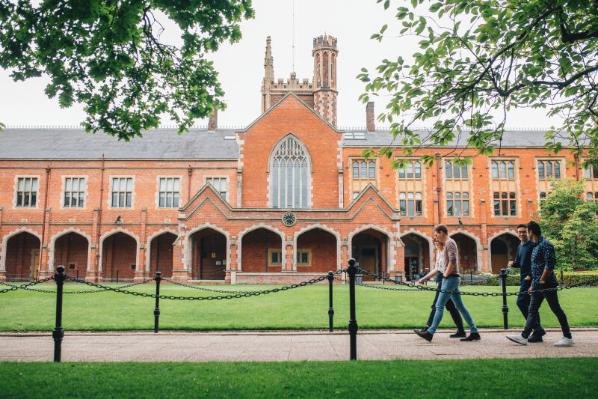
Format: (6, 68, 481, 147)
(282, 212, 297, 227)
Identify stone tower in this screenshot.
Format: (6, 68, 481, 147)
(312, 34, 338, 126)
(260, 34, 338, 126)
(261, 36, 313, 113)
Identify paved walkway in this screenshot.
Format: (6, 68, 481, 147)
(1, 328, 596, 362)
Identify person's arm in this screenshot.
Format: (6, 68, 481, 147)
(509, 245, 521, 268)
(539, 241, 556, 284)
(443, 241, 457, 277)
(417, 268, 438, 285)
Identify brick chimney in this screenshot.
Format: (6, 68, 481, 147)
(208, 107, 218, 131)
(366, 102, 375, 132)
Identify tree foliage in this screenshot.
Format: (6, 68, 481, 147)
(539, 179, 598, 270)
(0, 0, 254, 140)
(359, 0, 598, 164)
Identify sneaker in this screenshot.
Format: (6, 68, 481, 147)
(506, 334, 528, 345)
(460, 332, 481, 341)
(450, 331, 467, 338)
(528, 335, 543, 343)
(554, 337, 574, 347)
(414, 329, 433, 342)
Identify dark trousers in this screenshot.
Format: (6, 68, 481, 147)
(523, 279, 571, 339)
(516, 279, 544, 335)
(426, 280, 465, 333)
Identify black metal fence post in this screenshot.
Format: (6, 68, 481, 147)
(499, 268, 509, 330)
(154, 271, 161, 333)
(327, 271, 334, 332)
(53, 265, 66, 362)
(347, 259, 358, 361)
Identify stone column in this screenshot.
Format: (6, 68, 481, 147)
(136, 208, 148, 280)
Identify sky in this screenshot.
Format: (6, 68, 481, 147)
(0, 0, 560, 129)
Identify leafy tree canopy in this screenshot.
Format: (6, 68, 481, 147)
(0, 0, 254, 140)
(359, 0, 598, 166)
(539, 179, 598, 270)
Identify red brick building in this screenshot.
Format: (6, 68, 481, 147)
(1, 35, 597, 283)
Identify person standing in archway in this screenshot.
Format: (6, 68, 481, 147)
(508, 224, 545, 342)
(416, 238, 466, 338)
(414, 225, 480, 342)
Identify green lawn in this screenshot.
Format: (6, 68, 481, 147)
(1, 358, 597, 398)
(0, 282, 597, 331)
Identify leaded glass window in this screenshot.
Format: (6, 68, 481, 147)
(270, 135, 311, 208)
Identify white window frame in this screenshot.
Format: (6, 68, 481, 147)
(14, 175, 40, 209)
(61, 176, 88, 209)
(156, 176, 182, 209)
(108, 176, 135, 209)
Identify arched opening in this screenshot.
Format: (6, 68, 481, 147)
(296, 228, 337, 273)
(241, 228, 283, 273)
(450, 233, 478, 272)
(351, 228, 389, 280)
(54, 232, 89, 279)
(5, 232, 40, 280)
(149, 232, 177, 278)
(401, 233, 431, 281)
(190, 228, 227, 280)
(490, 233, 519, 274)
(101, 232, 137, 281)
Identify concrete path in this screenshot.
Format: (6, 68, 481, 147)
(1, 328, 596, 362)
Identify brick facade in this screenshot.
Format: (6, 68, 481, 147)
(1, 35, 596, 283)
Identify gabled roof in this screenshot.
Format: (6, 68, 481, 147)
(0, 128, 239, 160)
(239, 92, 342, 134)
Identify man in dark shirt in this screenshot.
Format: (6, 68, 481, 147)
(508, 224, 545, 342)
(507, 221, 573, 347)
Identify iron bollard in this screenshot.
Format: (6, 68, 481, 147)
(53, 265, 66, 362)
(327, 271, 334, 332)
(116, 270, 119, 283)
(154, 271, 161, 333)
(347, 259, 358, 360)
(499, 268, 509, 330)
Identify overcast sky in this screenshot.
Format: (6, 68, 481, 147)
(0, 0, 559, 129)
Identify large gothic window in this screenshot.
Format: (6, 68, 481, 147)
(270, 135, 311, 208)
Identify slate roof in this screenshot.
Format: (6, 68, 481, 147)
(341, 128, 559, 147)
(0, 126, 565, 160)
(0, 128, 239, 160)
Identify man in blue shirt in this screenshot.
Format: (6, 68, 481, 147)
(508, 224, 545, 342)
(507, 221, 573, 347)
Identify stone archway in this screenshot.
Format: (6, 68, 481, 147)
(450, 233, 478, 273)
(189, 228, 227, 280)
(148, 232, 177, 278)
(351, 228, 390, 279)
(295, 227, 338, 273)
(490, 233, 519, 274)
(4, 231, 41, 280)
(401, 232, 431, 281)
(241, 228, 283, 273)
(53, 232, 89, 279)
(101, 232, 138, 281)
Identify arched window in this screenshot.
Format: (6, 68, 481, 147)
(270, 135, 311, 208)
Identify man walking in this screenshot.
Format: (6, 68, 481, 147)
(507, 221, 574, 347)
(417, 239, 466, 338)
(508, 224, 545, 342)
(414, 225, 480, 342)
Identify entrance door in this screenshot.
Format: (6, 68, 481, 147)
(199, 236, 226, 280)
(358, 246, 378, 281)
(405, 256, 419, 281)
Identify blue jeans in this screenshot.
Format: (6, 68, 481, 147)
(427, 276, 478, 334)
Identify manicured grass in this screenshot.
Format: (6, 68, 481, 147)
(0, 282, 597, 331)
(1, 358, 597, 398)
